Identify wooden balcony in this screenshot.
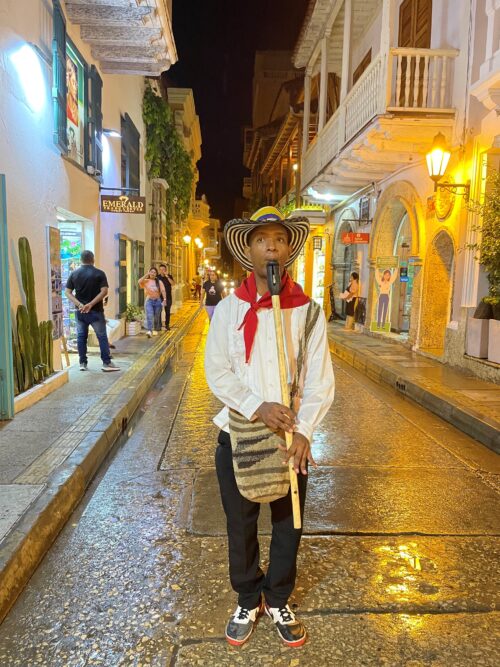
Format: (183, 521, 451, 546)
(302, 46, 459, 197)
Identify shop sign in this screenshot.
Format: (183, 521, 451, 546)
(400, 266, 409, 282)
(100, 195, 146, 214)
(341, 232, 370, 244)
(376, 255, 399, 268)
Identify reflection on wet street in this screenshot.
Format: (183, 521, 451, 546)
(0, 317, 498, 666)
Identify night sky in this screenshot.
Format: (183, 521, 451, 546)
(168, 0, 310, 225)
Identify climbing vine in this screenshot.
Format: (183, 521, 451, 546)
(466, 169, 500, 308)
(142, 85, 194, 217)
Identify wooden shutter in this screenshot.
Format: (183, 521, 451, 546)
(414, 0, 432, 48)
(121, 114, 140, 192)
(52, 0, 67, 153)
(399, 0, 432, 47)
(118, 236, 128, 315)
(88, 65, 103, 176)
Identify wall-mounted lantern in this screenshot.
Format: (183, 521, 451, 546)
(426, 133, 470, 200)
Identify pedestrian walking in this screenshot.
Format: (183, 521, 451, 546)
(340, 271, 359, 331)
(201, 269, 225, 321)
(204, 206, 335, 648)
(65, 250, 120, 372)
(192, 274, 202, 299)
(139, 267, 166, 337)
(158, 263, 175, 331)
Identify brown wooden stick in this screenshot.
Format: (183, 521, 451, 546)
(271, 294, 302, 529)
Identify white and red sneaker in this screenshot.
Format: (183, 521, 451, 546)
(265, 603, 307, 647)
(225, 601, 264, 646)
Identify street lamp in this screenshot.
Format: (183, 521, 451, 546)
(426, 132, 470, 200)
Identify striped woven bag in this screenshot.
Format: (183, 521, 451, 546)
(229, 300, 321, 503)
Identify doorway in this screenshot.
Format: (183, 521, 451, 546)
(390, 213, 413, 334)
(57, 208, 94, 346)
(398, 0, 432, 106)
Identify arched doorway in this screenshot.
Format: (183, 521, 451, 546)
(419, 230, 455, 355)
(369, 181, 423, 342)
(332, 213, 355, 318)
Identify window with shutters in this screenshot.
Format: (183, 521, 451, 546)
(52, 0, 103, 175)
(118, 235, 129, 315)
(121, 114, 141, 193)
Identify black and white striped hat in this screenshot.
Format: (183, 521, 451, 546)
(224, 206, 310, 271)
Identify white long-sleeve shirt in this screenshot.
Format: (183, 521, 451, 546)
(204, 293, 335, 443)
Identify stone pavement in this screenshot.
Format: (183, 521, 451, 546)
(0, 302, 201, 623)
(328, 322, 500, 453)
(0, 315, 498, 666)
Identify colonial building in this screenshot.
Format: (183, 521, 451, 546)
(293, 0, 500, 379)
(0, 0, 177, 374)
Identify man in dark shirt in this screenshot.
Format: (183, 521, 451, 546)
(158, 263, 175, 331)
(65, 250, 120, 372)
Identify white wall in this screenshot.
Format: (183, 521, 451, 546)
(0, 0, 147, 322)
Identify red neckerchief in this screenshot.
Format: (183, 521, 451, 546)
(234, 271, 310, 363)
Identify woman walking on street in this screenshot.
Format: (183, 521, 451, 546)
(139, 267, 166, 337)
(201, 269, 225, 322)
(341, 271, 359, 331)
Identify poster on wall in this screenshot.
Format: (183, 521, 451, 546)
(60, 228, 82, 344)
(66, 44, 84, 166)
(47, 227, 63, 340)
(370, 256, 399, 333)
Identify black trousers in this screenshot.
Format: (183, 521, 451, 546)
(164, 299, 172, 328)
(215, 430, 307, 609)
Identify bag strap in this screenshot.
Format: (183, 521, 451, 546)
(290, 300, 321, 400)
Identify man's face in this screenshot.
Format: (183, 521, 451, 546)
(244, 223, 291, 278)
(159, 266, 166, 275)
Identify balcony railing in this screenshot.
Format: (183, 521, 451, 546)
(302, 46, 459, 188)
(388, 47, 459, 112)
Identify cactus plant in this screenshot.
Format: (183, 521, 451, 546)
(12, 330, 22, 396)
(18, 237, 41, 368)
(16, 305, 33, 390)
(39, 320, 54, 376)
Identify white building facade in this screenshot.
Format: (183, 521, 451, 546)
(295, 0, 500, 379)
(0, 0, 177, 375)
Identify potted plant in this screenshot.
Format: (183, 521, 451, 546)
(465, 169, 500, 361)
(125, 303, 143, 336)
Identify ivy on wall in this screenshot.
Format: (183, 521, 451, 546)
(142, 85, 194, 217)
(467, 169, 500, 309)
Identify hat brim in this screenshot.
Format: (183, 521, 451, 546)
(224, 217, 310, 271)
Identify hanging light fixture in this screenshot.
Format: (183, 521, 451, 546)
(183, 233, 191, 244)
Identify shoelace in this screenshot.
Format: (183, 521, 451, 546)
(278, 607, 294, 624)
(236, 607, 250, 621)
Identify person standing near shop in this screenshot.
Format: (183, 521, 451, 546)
(201, 269, 225, 322)
(205, 206, 335, 648)
(65, 250, 120, 372)
(340, 271, 359, 331)
(158, 263, 175, 331)
(139, 267, 167, 337)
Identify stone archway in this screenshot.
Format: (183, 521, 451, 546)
(367, 181, 424, 343)
(332, 209, 356, 317)
(419, 230, 455, 355)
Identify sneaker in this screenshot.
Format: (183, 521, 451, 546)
(102, 362, 120, 372)
(79, 362, 88, 371)
(147, 331, 152, 338)
(225, 601, 264, 647)
(265, 604, 306, 647)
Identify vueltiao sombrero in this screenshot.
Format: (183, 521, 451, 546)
(224, 206, 310, 271)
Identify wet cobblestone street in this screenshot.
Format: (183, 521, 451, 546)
(0, 315, 498, 666)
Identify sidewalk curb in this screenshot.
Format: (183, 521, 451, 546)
(329, 337, 500, 454)
(0, 308, 201, 624)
